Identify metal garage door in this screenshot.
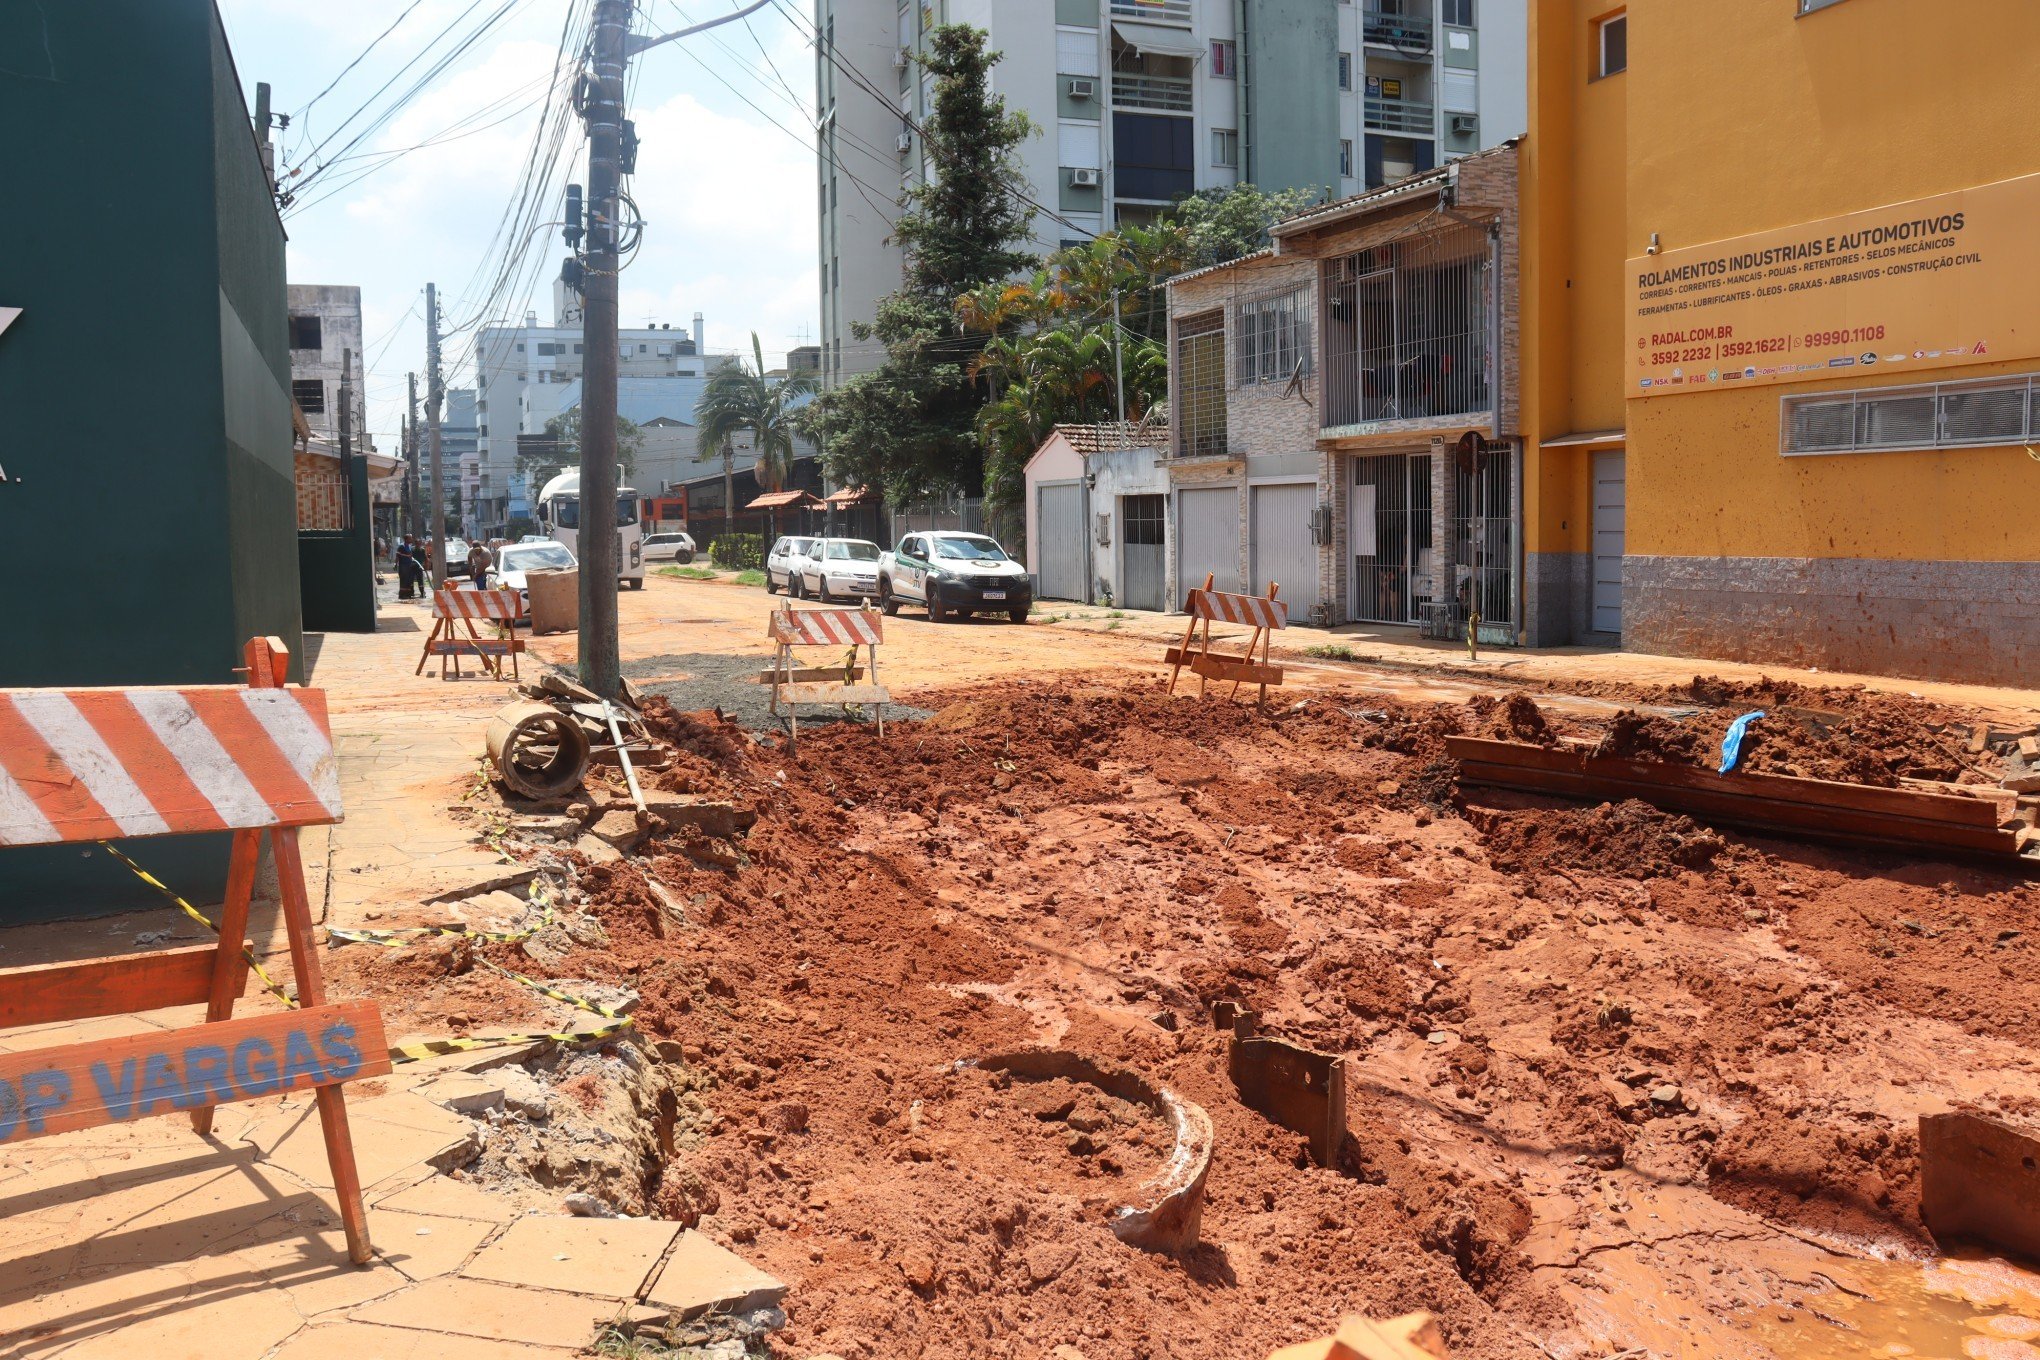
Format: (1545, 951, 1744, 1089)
(1120, 494, 1165, 612)
(1037, 482, 1086, 601)
(1175, 486, 1242, 602)
(1250, 483, 1320, 620)
(1592, 451, 1625, 634)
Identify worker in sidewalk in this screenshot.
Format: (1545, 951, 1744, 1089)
(467, 540, 493, 590)
(395, 538, 423, 600)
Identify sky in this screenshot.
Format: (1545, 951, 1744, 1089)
(214, 0, 824, 451)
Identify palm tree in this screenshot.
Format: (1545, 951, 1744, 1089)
(696, 333, 818, 539)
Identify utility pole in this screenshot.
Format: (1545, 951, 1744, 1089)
(405, 373, 421, 542)
(426, 282, 446, 585)
(575, 0, 630, 698)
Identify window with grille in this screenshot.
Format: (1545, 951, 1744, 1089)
(1237, 285, 1314, 386)
(1176, 311, 1227, 458)
(1780, 373, 2036, 456)
(292, 378, 326, 414)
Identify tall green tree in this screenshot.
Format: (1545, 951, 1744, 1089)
(803, 23, 1035, 505)
(695, 333, 818, 494)
(521, 408, 643, 489)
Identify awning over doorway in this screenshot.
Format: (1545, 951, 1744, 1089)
(745, 489, 821, 510)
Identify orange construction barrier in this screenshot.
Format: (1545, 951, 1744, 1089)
(0, 637, 385, 1264)
(762, 601, 890, 750)
(418, 584, 526, 680)
(1164, 572, 1288, 707)
(1268, 1312, 1448, 1360)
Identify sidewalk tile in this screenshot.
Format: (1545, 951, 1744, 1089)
(460, 1215, 679, 1299)
(373, 1174, 521, 1223)
(350, 1277, 620, 1348)
(642, 1230, 787, 1318)
(269, 1321, 576, 1360)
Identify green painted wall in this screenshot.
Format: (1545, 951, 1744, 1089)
(0, 2, 300, 920)
(299, 460, 379, 632)
(1244, 0, 1341, 198)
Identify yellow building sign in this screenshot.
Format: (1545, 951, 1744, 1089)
(1626, 172, 2040, 397)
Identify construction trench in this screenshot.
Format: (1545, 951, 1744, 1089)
(326, 666, 2040, 1360)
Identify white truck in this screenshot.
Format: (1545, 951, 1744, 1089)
(534, 469, 645, 590)
(877, 530, 1032, 623)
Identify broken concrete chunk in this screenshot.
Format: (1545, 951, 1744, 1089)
(563, 1192, 618, 1217)
(574, 834, 625, 865)
(427, 1072, 508, 1117)
(641, 797, 757, 839)
(590, 808, 647, 851)
(497, 1067, 551, 1121)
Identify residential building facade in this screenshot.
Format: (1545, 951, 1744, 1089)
(286, 285, 372, 447)
(1521, 0, 2040, 684)
(1158, 143, 1524, 635)
(815, 0, 1527, 386)
(444, 388, 481, 536)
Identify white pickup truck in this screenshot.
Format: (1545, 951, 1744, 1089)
(877, 530, 1033, 623)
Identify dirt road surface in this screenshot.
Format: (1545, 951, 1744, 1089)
(312, 574, 2040, 1360)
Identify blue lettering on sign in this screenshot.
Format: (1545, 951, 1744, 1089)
(181, 1045, 237, 1108)
(319, 1022, 362, 1081)
(21, 1070, 72, 1134)
(279, 1030, 325, 1089)
(91, 1057, 142, 1122)
(136, 1052, 181, 1116)
(0, 1076, 21, 1141)
(234, 1037, 281, 1097)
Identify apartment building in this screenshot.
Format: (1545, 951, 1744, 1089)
(473, 287, 726, 534)
(286, 284, 371, 448)
(444, 388, 481, 536)
(815, 0, 1526, 385)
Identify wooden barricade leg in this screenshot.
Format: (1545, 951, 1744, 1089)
(191, 827, 261, 1137)
(415, 618, 443, 676)
(1233, 582, 1280, 704)
(869, 638, 884, 739)
(1197, 616, 1214, 699)
(1167, 574, 1214, 695)
(271, 826, 373, 1265)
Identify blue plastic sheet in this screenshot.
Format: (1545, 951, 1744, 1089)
(1719, 711, 1766, 773)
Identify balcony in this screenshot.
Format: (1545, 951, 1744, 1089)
(1110, 0, 1192, 23)
(1112, 71, 1193, 112)
(1362, 7, 1433, 54)
(1364, 95, 1434, 136)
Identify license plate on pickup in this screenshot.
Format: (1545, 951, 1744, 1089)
(982, 590, 1005, 600)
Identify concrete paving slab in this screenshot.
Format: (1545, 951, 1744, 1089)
(268, 1321, 577, 1360)
(460, 1215, 679, 1300)
(372, 1173, 522, 1223)
(350, 1277, 621, 1349)
(642, 1230, 787, 1319)
(246, 1097, 477, 1191)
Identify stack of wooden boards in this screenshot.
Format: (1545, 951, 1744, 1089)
(1448, 735, 2031, 860)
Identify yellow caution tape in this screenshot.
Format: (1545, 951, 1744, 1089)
(98, 845, 633, 1065)
(96, 841, 300, 1009)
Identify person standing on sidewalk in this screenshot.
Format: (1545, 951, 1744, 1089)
(467, 541, 493, 589)
(396, 539, 423, 599)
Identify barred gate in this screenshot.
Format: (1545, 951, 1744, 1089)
(1349, 452, 1433, 624)
(1453, 443, 1517, 643)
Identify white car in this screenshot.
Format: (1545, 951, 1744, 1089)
(764, 535, 819, 595)
(492, 541, 577, 620)
(799, 538, 884, 602)
(878, 531, 1033, 623)
(641, 531, 697, 565)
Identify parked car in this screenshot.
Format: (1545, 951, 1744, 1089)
(799, 538, 884, 602)
(879, 531, 1031, 623)
(518, 534, 550, 544)
(492, 541, 576, 621)
(641, 531, 697, 565)
(444, 538, 470, 566)
(765, 535, 819, 595)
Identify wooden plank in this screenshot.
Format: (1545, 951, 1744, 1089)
(427, 638, 523, 656)
(751, 666, 865, 685)
(1455, 759, 2022, 856)
(1189, 655, 1283, 687)
(0, 943, 238, 1031)
(1445, 736, 2004, 829)
(0, 1000, 389, 1146)
(778, 682, 891, 706)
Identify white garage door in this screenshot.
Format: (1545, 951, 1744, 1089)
(1592, 451, 1625, 635)
(1037, 482, 1086, 601)
(1175, 486, 1242, 603)
(1250, 483, 1320, 620)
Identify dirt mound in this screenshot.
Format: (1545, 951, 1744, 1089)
(1475, 799, 1727, 879)
(1464, 693, 1558, 745)
(1593, 711, 1705, 764)
(1707, 1111, 1925, 1245)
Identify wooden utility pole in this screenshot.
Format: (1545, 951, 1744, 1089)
(575, 0, 629, 697)
(426, 282, 446, 584)
(405, 372, 421, 542)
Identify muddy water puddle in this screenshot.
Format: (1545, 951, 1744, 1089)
(1741, 1255, 2040, 1359)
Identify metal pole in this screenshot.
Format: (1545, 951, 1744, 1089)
(1111, 287, 1126, 425)
(406, 372, 421, 542)
(426, 282, 446, 585)
(577, 0, 628, 698)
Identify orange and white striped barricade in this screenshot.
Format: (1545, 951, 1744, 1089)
(1165, 573, 1287, 707)
(763, 600, 889, 751)
(0, 636, 384, 1264)
(417, 584, 526, 680)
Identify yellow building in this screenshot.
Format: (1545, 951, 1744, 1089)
(1522, 0, 2040, 684)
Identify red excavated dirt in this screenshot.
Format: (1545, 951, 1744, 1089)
(415, 676, 2040, 1360)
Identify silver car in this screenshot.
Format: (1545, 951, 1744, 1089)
(765, 535, 818, 595)
(800, 538, 884, 602)
(642, 531, 696, 565)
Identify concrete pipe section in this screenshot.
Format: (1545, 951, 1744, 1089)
(978, 1049, 1214, 1254)
(485, 700, 592, 800)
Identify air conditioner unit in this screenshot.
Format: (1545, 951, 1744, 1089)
(895, 130, 913, 153)
(1450, 112, 1478, 135)
(1068, 77, 1095, 100)
(893, 47, 911, 69)
(1069, 166, 1101, 187)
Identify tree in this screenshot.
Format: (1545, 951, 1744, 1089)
(521, 408, 643, 491)
(803, 23, 1036, 504)
(1171, 183, 1323, 269)
(695, 334, 817, 495)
